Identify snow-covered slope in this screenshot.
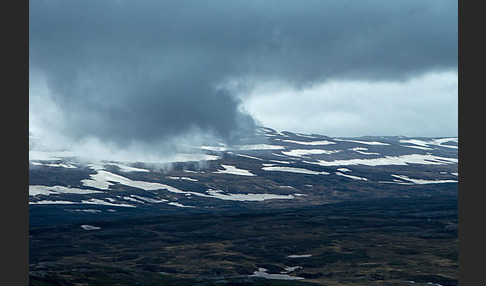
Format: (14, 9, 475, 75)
(29, 127, 458, 225)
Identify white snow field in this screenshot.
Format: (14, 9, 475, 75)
(167, 202, 194, 208)
(236, 144, 285, 150)
(251, 268, 304, 280)
(287, 254, 313, 258)
(167, 176, 198, 182)
(80, 198, 136, 208)
(81, 170, 294, 202)
(335, 139, 390, 146)
(204, 189, 295, 201)
(348, 147, 380, 155)
(29, 185, 103, 196)
(279, 139, 336, 145)
(282, 149, 340, 157)
(30, 161, 77, 168)
(81, 170, 186, 193)
(29, 128, 457, 210)
(29, 200, 77, 205)
(80, 225, 101, 230)
(214, 164, 256, 176)
(305, 153, 457, 167)
(390, 175, 458, 184)
(335, 172, 368, 181)
(400, 138, 458, 149)
(262, 166, 329, 175)
(233, 153, 265, 161)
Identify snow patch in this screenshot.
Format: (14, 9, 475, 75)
(306, 153, 457, 167)
(182, 169, 205, 174)
(294, 133, 318, 139)
(131, 195, 167, 203)
(400, 138, 458, 149)
(168, 202, 194, 208)
(29, 200, 77, 205)
(269, 160, 291, 164)
(30, 161, 77, 168)
(262, 166, 329, 175)
(29, 185, 103, 196)
(281, 266, 303, 273)
(73, 209, 101, 213)
(282, 149, 340, 157)
(335, 139, 390, 146)
(214, 165, 256, 176)
(123, 196, 146, 204)
(287, 254, 312, 258)
(81, 170, 186, 193)
(391, 175, 458, 184)
(280, 139, 335, 145)
(251, 268, 304, 280)
(205, 189, 294, 201)
(335, 172, 368, 181)
(348, 147, 380, 155)
(235, 144, 285, 150)
(167, 176, 198, 182)
(80, 198, 136, 208)
(80, 225, 101, 230)
(79, 170, 294, 202)
(234, 154, 264, 161)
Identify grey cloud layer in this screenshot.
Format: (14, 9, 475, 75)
(29, 0, 457, 144)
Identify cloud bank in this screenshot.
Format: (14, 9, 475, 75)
(241, 71, 458, 137)
(29, 0, 457, 159)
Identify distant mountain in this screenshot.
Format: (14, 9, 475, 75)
(29, 127, 457, 226)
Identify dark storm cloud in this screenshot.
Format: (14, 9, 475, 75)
(29, 0, 457, 145)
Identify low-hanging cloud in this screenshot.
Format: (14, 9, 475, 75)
(29, 0, 457, 155)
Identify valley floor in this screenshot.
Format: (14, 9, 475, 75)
(29, 194, 457, 285)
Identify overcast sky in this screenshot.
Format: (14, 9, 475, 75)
(29, 0, 457, 157)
